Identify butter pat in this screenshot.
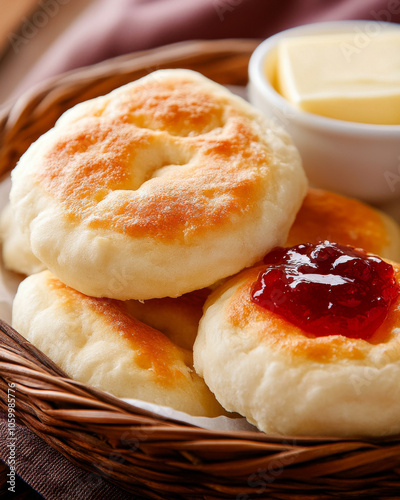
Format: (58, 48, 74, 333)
(276, 32, 400, 124)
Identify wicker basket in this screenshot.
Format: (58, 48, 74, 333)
(1, 39, 400, 500)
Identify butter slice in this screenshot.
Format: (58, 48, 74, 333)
(276, 32, 400, 124)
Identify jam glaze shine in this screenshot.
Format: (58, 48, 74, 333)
(251, 241, 399, 340)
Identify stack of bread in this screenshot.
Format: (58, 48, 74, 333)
(2, 69, 400, 436)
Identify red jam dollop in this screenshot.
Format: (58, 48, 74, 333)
(251, 241, 399, 340)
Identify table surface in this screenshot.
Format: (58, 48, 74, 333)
(0, 0, 38, 52)
(0, 0, 93, 105)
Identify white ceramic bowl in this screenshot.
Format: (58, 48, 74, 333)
(248, 20, 400, 203)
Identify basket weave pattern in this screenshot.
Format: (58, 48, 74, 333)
(1, 39, 400, 499)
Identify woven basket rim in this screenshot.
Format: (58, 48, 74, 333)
(0, 38, 260, 178)
(1, 38, 400, 499)
(2, 317, 400, 444)
(2, 317, 400, 499)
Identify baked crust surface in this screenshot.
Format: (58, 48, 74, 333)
(194, 262, 400, 436)
(10, 69, 306, 299)
(13, 270, 226, 417)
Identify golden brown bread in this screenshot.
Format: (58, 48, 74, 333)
(12, 270, 226, 417)
(126, 288, 210, 351)
(194, 256, 400, 436)
(9, 69, 306, 300)
(286, 188, 400, 261)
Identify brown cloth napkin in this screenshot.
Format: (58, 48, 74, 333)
(0, 412, 137, 499)
(17, 0, 400, 94)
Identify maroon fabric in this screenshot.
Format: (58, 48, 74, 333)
(17, 0, 400, 94)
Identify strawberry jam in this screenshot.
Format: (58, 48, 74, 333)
(251, 241, 399, 340)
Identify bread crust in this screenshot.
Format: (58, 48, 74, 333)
(10, 69, 306, 299)
(194, 261, 400, 436)
(12, 270, 226, 417)
(286, 188, 400, 260)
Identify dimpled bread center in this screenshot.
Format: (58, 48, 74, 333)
(38, 77, 270, 241)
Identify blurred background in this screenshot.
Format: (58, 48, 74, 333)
(1, 0, 400, 104)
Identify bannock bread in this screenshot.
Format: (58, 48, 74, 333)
(9, 69, 306, 300)
(13, 270, 226, 418)
(194, 242, 400, 436)
(286, 188, 400, 261)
